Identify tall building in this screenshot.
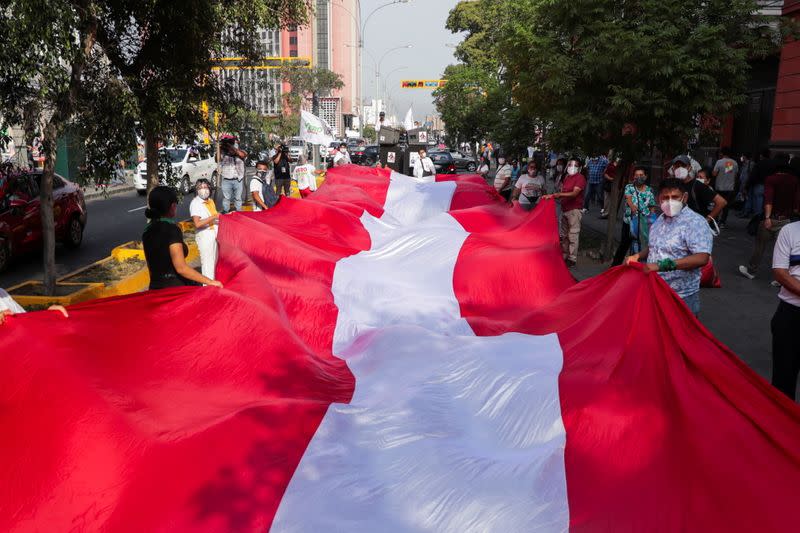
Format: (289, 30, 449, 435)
(282, 0, 361, 136)
(217, 3, 361, 134)
(217, 28, 284, 116)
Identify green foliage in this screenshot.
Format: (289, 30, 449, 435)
(438, 0, 787, 158)
(275, 66, 345, 113)
(362, 124, 377, 143)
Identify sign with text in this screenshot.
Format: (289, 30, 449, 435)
(400, 80, 447, 89)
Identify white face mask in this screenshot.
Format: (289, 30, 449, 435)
(661, 199, 684, 217)
(197, 188, 210, 200)
(566, 165, 579, 176)
(674, 167, 689, 180)
(527, 169, 536, 176)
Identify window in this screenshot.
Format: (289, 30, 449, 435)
(290, 50, 298, 57)
(289, 36, 297, 45)
(53, 176, 65, 189)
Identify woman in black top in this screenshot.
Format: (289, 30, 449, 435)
(142, 186, 222, 290)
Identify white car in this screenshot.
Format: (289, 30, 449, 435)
(134, 145, 217, 196)
(288, 138, 306, 163)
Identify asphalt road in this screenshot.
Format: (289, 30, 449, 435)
(0, 190, 195, 290)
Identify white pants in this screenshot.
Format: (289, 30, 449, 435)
(195, 228, 218, 280)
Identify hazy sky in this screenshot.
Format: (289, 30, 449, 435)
(357, 0, 461, 119)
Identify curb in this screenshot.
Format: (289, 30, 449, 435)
(82, 185, 136, 201)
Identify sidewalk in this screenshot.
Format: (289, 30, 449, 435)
(574, 207, 778, 380)
(81, 170, 135, 200)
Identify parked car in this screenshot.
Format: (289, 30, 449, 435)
(361, 145, 380, 166)
(449, 151, 477, 172)
(0, 170, 87, 272)
(288, 138, 306, 163)
(349, 144, 367, 165)
(428, 151, 457, 174)
(324, 141, 340, 166)
(134, 145, 217, 196)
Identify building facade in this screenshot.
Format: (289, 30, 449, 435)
(771, 0, 800, 152)
(217, 28, 284, 116)
(282, 0, 361, 136)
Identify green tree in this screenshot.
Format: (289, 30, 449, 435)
(0, 0, 98, 294)
(94, 0, 312, 192)
(275, 66, 344, 114)
(0, 0, 312, 294)
(495, 0, 786, 255)
(362, 124, 377, 143)
(433, 64, 497, 148)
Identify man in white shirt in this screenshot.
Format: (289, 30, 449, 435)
(333, 143, 351, 167)
(413, 148, 436, 181)
(770, 221, 800, 400)
(494, 156, 514, 201)
(293, 155, 317, 198)
(219, 138, 247, 213)
(250, 160, 276, 212)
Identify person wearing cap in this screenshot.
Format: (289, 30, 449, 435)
(670, 155, 726, 223)
(739, 154, 800, 280)
(219, 136, 247, 213)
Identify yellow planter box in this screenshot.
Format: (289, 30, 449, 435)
(8, 281, 106, 310)
(111, 241, 145, 261)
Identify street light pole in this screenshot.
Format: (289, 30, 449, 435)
(376, 44, 412, 118)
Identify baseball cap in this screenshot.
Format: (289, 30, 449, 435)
(672, 155, 690, 166)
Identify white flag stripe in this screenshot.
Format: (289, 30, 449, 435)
(272, 176, 570, 532)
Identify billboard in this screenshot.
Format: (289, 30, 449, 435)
(400, 80, 447, 89)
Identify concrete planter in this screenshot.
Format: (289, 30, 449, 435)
(8, 281, 105, 310)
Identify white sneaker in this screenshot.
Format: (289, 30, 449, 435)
(738, 265, 755, 280)
(771, 280, 781, 288)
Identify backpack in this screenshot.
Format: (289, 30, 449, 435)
(254, 175, 279, 208)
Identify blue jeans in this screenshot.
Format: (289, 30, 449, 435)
(743, 184, 764, 216)
(222, 178, 243, 212)
(583, 182, 603, 209)
(682, 291, 701, 317)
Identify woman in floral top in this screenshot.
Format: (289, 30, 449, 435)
(613, 166, 657, 264)
(624, 166, 657, 254)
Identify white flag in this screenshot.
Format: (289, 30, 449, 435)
(300, 110, 334, 146)
(403, 105, 415, 131)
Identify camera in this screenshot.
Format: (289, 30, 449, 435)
(280, 144, 289, 153)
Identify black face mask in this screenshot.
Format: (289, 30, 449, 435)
(256, 170, 269, 177)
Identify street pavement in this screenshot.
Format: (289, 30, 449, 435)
(0, 189, 195, 290)
(575, 207, 778, 381)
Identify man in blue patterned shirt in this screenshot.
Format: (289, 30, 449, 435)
(583, 154, 608, 213)
(626, 178, 713, 316)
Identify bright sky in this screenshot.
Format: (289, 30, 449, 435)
(359, 0, 461, 119)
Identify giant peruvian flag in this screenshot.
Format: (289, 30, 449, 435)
(1, 166, 800, 532)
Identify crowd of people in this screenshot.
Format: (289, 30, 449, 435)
(144, 135, 325, 294)
(478, 142, 800, 401)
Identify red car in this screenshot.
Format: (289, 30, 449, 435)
(0, 170, 87, 272)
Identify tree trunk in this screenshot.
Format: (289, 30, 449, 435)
(145, 127, 159, 194)
(40, 123, 58, 295)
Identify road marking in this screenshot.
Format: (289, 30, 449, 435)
(128, 206, 147, 213)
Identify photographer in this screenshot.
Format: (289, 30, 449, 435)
(272, 142, 292, 197)
(219, 136, 247, 212)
